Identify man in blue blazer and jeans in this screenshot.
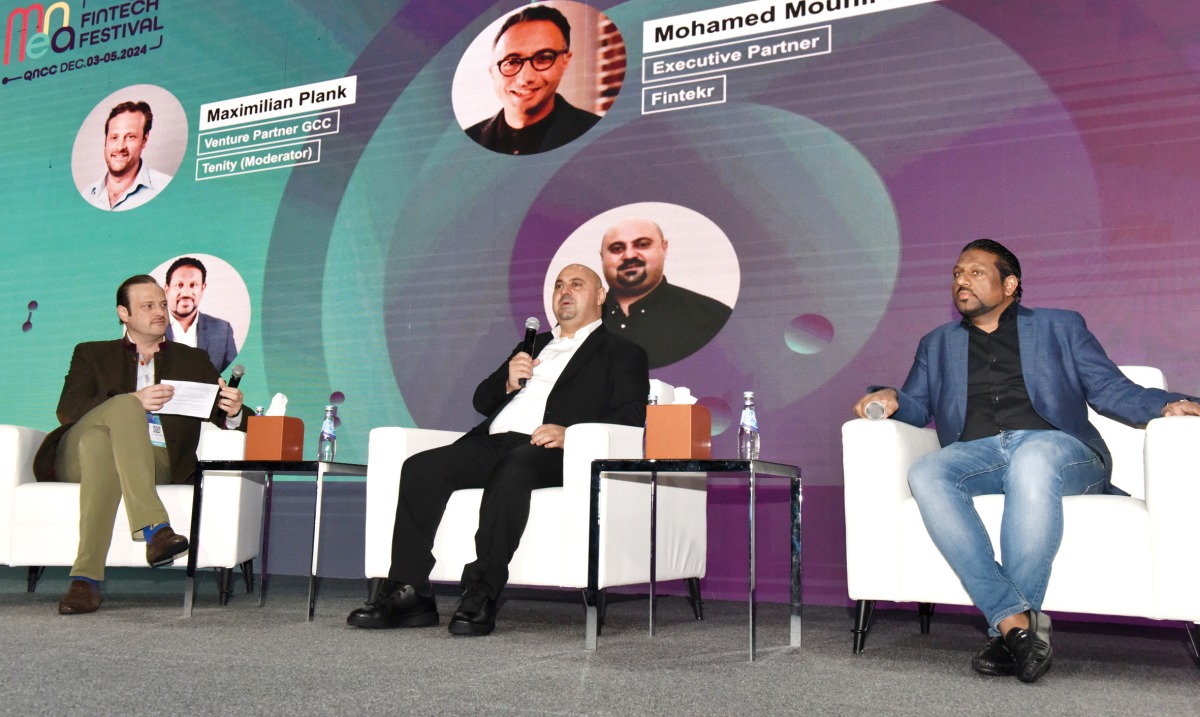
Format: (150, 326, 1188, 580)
(854, 239, 1200, 683)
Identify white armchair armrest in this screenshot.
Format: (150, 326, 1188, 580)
(197, 422, 247, 460)
(0, 424, 46, 490)
(0, 425, 48, 564)
(1144, 415, 1200, 619)
(363, 426, 463, 578)
(842, 418, 940, 600)
(560, 423, 644, 587)
(562, 423, 644, 489)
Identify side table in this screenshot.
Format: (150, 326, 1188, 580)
(587, 459, 801, 661)
(186, 459, 367, 619)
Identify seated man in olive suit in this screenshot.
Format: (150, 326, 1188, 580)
(348, 264, 648, 636)
(34, 274, 247, 614)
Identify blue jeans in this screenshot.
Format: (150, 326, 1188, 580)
(907, 430, 1105, 634)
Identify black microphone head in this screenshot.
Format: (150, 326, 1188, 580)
(525, 316, 540, 332)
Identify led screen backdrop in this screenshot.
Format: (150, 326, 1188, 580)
(4, 0, 1199, 603)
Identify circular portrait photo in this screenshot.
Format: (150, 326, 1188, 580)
(451, 1, 626, 156)
(72, 84, 187, 212)
(149, 254, 251, 374)
(543, 202, 740, 368)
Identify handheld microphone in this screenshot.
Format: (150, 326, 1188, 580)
(226, 364, 246, 389)
(519, 317, 539, 388)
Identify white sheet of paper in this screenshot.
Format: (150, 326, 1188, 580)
(156, 380, 219, 418)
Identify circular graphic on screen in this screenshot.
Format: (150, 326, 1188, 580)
(72, 84, 187, 212)
(149, 254, 251, 374)
(543, 202, 739, 368)
(451, 1, 625, 156)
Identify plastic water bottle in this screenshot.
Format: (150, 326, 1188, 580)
(738, 391, 760, 460)
(643, 393, 658, 458)
(317, 405, 337, 461)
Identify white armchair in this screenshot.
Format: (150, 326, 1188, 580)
(1, 422, 264, 605)
(364, 406, 708, 631)
(842, 366, 1200, 659)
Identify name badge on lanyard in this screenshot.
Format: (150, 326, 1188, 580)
(147, 412, 166, 448)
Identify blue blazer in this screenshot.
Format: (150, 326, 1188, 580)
(167, 312, 238, 373)
(890, 305, 1187, 489)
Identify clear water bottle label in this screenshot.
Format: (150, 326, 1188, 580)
(740, 408, 758, 431)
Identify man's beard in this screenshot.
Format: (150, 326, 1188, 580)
(956, 293, 1000, 319)
(613, 260, 647, 289)
(170, 303, 198, 321)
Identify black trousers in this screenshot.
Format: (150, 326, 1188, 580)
(388, 431, 564, 598)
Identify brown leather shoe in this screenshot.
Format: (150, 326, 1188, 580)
(58, 579, 102, 615)
(146, 525, 189, 567)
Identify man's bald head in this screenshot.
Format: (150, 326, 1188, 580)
(551, 263, 605, 335)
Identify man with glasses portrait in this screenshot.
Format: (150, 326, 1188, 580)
(466, 5, 601, 155)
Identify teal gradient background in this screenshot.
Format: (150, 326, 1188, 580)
(5, 0, 1200, 602)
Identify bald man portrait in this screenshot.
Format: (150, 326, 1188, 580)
(600, 217, 732, 368)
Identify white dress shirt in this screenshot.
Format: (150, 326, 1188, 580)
(168, 315, 199, 348)
(489, 319, 601, 435)
(83, 161, 174, 211)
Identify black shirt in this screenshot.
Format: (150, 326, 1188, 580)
(484, 107, 556, 156)
(602, 278, 732, 368)
(465, 94, 601, 156)
(959, 302, 1056, 442)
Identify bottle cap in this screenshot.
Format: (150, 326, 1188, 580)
(743, 391, 754, 398)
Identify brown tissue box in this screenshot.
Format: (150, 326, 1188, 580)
(645, 405, 712, 459)
(245, 416, 305, 461)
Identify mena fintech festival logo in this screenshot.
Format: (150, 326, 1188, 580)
(3, 1, 164, 85)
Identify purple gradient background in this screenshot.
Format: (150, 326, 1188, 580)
(791, 0, 1200, 602)
(297, 0, 1200, 604)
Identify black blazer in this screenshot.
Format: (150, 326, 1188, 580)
(33, 339, 248, 483)
(468, 325, 649, 436)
